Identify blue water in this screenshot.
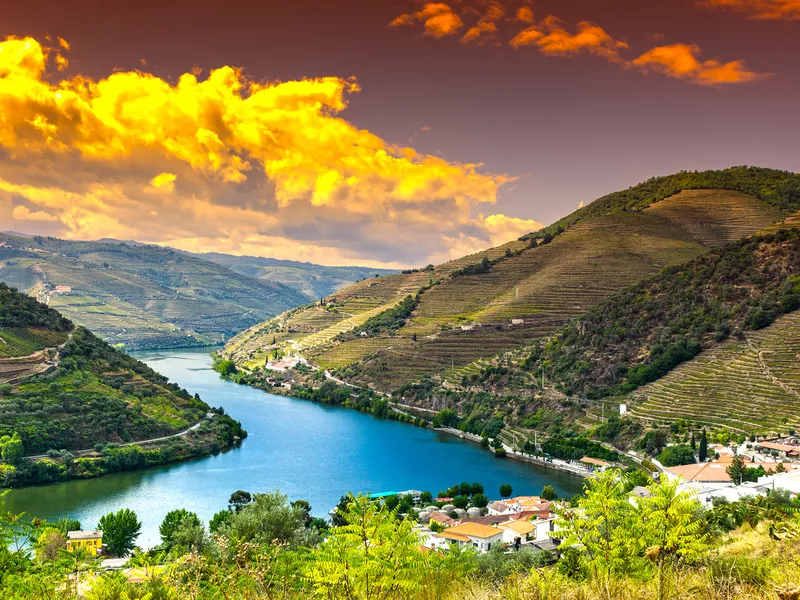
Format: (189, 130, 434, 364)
(4, 347, 583, 547)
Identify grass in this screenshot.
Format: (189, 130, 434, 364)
(629, 309, 800, 434)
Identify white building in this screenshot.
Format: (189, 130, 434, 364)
(438, 523, 504, 553)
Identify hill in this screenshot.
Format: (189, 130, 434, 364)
(0, 283, 244, 488)
(628, 308, 800, 434)
(194, 252, 397, 301)
(525, 229, 800, 400)
(221, 167, 800, 391)
(0, 234, 309, 350)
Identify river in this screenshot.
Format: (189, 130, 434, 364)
(4, 347, 583, 547)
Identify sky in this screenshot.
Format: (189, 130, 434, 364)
(0, 0, 797, 268)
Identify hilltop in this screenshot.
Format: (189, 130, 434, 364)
(221, 167, 800, 394)
(0, 234, 309, 350)
(194, 252, 397, 301)
(0, 283, 244, 487)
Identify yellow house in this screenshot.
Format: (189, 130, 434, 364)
(66, 530, 103, 556)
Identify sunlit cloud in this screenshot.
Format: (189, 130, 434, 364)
(512, 16, 628, 62)
(0, 35, 523, 267)
(699, 0, 800, 20)
(390, 3, 464, 38)
(150, 172, 177, 193)
(462, 2, 505, 45)
(632, 43, 765, 85)
(11, 205, 59, 222)
(390, 3, 762, 87)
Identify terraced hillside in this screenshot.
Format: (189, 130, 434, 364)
(0, 283, 244, 487)
(194, 252, 397, 301)
(524, 229, 800, 402)
(0, 235, 308, 350)
(223, 167, 800, 392)
(629, 309, 800, 434)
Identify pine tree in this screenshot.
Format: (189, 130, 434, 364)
(699, 429, 708, 462)
(690, 433, 696, 451)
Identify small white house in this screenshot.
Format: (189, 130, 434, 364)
(439, 523, 504, 553)
(487, 501, 517, 516)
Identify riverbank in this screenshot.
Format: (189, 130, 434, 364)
(215, 364, 588, 483)
(1, 413, 245, 489)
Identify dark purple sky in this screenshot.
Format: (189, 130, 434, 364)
(0, 0, 797, 266)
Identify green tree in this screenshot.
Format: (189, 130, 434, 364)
(305, 495, 469, 599)
(452, 496, 469, 509)
(209, 509, 232, 534)
(556, 469, 642, 581)
(228, 490, 252, 512)
(458, 482, 471, 497)
(658, 444, 696, 467)
(0, 433, 23, 465)
(34, 528, 66, 562)
(699, 429, 709, 462)
(470, 482, 484, 496)
(432, 409, 459, 429)
(639, 476, 710, 600)
(214, 359, 237, 376)
(221, 491, 316, 548)
(499, 483, 513, 499)
(471, 493, 489, 508)
(98, 509, 142, 557)
(726, 454, 747, 485)
(541, 485, 558, 501)
(159, 509, 201, 550)
(419, 491, 433, 504)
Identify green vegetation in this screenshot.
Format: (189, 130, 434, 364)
(527, 229, 800, 398)
(5, 470, 800, 598)
(0, 285, 245, 487)
(658, 444, 697, 467)
(541, 435, 619, 462)
(354, 294, 419, 335)
(97, 509, 141, 557)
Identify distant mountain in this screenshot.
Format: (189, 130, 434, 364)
(0, 235, 309, 350)
(193, 252, 398, 301)
(0, 283, 243, 487)
(221, 167, 800, 398)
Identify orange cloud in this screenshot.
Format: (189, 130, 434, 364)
(515, 6, 535, 23)
(462, 2, 505, 44)
(632, 43, 764, 85)
(511, 16, 628, 62)
(699, 0, 800, 19)
(390, 3, 464, 38)
(0, 35, 516, 267)
(150, 172, 177, 192)
(11, 205, 59, 222)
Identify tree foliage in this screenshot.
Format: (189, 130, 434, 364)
(98, 508, 142, 557)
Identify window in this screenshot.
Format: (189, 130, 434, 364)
(487, 543, 491, 550)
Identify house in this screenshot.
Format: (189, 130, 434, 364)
(460, 324, 474, 331)
(428, 512, 457, 527)
(67, 530, 103, 556)
(668, 459, 799, 483)
(438, 522, 504, 553)
(757, 441, 800, 459)
(487, 501, 516, 516)
(511, 319, 524, 325)
(52, 285, 72, 295)
(499, 519, 536, 544)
